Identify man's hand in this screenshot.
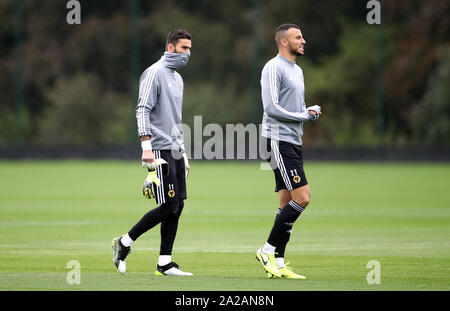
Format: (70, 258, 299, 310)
(142, 158, 168, 171)
(307, 105, 322, 121)
(308, 111, 319, 121)
(142, 149, 155, 163)
(182, 152, 190, 179)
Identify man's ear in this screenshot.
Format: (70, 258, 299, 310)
(280, 37, 288, 48)
(167, 43, 175, 53)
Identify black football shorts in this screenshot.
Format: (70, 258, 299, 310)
(152, 150, 187, 204)
(265, 138, 308, 192)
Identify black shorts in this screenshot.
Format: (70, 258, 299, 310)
(266, 138, 308, 192)
(153, 150, 187, 204)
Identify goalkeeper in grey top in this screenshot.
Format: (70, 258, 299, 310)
(256, 24, 321, 279)
(112, 29, 193, 277)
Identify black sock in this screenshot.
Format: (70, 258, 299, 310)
(160, 200, 184, 255)
(273, 208, 291, 258)
(128, 201, 178, 241)
(267, 200, 305, 254)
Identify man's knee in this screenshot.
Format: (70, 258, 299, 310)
(169, 199, 184, 217)
(161, 201, 180, 218)
(294, 197, 310, 208)
(291, 187, 311, 208)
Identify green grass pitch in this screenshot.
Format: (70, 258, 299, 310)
(0, 160, 449, 290)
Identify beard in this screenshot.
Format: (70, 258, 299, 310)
(289, 44, 304, 56)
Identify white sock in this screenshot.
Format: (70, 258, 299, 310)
(262, 242, 276, 254)
(276, 257, 285, 269)
(158, 255, 172, 266)
(121, 233, 134, 247)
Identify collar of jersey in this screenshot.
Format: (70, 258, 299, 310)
(276, 53, 296, 66)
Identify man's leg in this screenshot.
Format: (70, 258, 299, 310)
(127, 201, 179, 242)
(267, 185, 310, 254)
(155, 153, 192, 276)
(124, 149, 180, 245)
(159, 199, 184, 265)
(258, 139, 310, 278)
(156, 200, 192, 275)
(112, 201, 177, 274)
(273, 186, 310, 265)
(278, 189, 291, 208)
(290, 185, 311, 209)
(265, 185, 310, 279)
(274, 189, 291, 268)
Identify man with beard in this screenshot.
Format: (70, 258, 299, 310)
(256, 24, 322, 279)
(112, 29, 193, 276)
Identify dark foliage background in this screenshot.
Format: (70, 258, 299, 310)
(0, 0, 448, 149)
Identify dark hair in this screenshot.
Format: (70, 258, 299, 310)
(166, 29, 192, 48)
(275, 23, 300, 44)
(276, 23, 300, 33)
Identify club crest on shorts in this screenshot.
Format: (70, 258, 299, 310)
(168, 189, 175, 197)
(293, 175, 301, 183)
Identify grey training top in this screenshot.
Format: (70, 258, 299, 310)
(260, 53, 313, 145)
(136, 55, 185, 151)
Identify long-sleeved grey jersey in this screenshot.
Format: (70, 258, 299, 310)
(136, 54, 186, 151)
(260, 53, 313, 145)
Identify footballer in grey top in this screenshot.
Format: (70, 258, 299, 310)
(136, 51, 190, 151)
(113, 30, 194, 278)
(260, 53, 320, 146)
(256, 24, 321, 280)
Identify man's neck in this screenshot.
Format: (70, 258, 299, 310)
(278, 49, 296, 63)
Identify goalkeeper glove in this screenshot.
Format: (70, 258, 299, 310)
(143, 171, 160, 199)
(141, 159, 168, 199)
(182, 152, 190, 179)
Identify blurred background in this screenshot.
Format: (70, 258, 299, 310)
(0, 0, 448, 160)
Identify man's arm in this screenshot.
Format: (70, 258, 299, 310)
(261, 62, 312, 122)
(136, 67, 160, 163)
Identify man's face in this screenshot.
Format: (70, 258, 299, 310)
(167, 39, 192, 54)
(284, 28, 306, 56)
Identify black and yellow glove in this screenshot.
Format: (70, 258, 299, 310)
(141, 159, 168, 200)
(142, 171, 160, 199)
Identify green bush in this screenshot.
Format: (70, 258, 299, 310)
(36, 72, 134, 145)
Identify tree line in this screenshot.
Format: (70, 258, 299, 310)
(0, 0, 448, 148)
